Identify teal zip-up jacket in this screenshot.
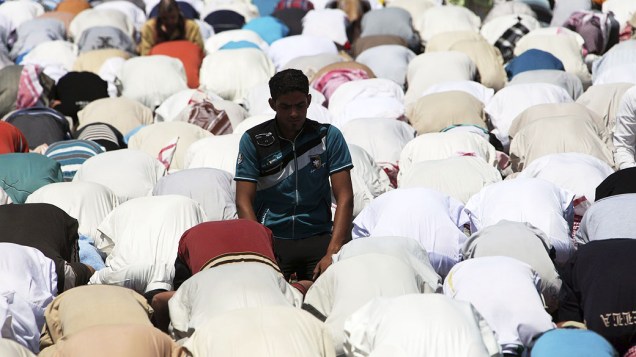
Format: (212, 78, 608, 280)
(235, 118, 353, 239)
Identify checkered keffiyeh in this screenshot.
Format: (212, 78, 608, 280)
(495, 17, 530, 62)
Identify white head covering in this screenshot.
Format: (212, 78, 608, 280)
(464, 178, 575, 264)
(352, 188, 469, 277)
(20, 40, 76, 81)
(444, 257, 555, 353)
(93, 1, 147, 32)
(344, 294, 501, 357)
(0, 1, 44, 35)
(25, 182, 120, 242)
(267, 35, 338, 71)
(422, 80, 495, 105)
(334, 97, 405, 129)
(119, 56, 188, 110)
(183, 306, 335, 357)
(355, 45, 416, 89)
(128, 122, 213, 172)
(204, 29, 268, 54)
(184, 134, 241, 175)
(342, 117, 414, 167)
(416, 4, 480, 44)
(515, 152, 615, 213)
(398, 156, 502, 204)
(200, 48, 275, 104)
(68, 8, 134, 41)
(399, 131, 498, 176)
(485, 83, 573, 149)
(348, 145, 393, 217)
(405, 51, 477, 105)
(153, 168, 237, 221)
(0, 243, 57, 354)
(302, 9, 349, 46)
(90, 195, 206, 292)
(328, 78, 404, 124)
(72, 149, 166, 203)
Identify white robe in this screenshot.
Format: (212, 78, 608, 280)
(352, 188, 469, 277)
(72, 149, 166, 203)
(0, 243, 57, 354)
(485, 83, 573, 149)
(398, 131, 498, 178)
(183, 306, 335, 357)
(398, 156, 502, 204)
(342, 117, 415, 168)
(444, 256, 555, 354)
(184, 134, 241, 175)
(90, 195, 206, 292)
(25, 182, 120, 243)
(515, 153, 614, 214)
(344, 294, 501, 357)
(153, 168, 237, 221)
(464, 178, 575, 264)
(169, 262, 303, 339)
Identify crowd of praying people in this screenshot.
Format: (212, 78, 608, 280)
(2, 0, 636, 355)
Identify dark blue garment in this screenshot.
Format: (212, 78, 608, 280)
(505, 49, 565, 80)
(204, 10, 245, 33)
(149, 1, 199, 19)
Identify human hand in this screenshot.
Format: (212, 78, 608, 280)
(312, 254, 333, 280)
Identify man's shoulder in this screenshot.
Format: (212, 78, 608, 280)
(245, 119, 277, 137)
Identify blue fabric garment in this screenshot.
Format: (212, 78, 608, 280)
(251, 0, 279, 17)
(45, 140, 105, 181)
(530, 329, 618, 357)
(243, 16, 289, 45)
(78, 234, 106, 271)
(220, 40, 261, 50)
(123, 125, 145, 144)
(505, 49, 565, 80)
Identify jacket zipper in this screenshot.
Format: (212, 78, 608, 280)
(280, 129, 303, 239)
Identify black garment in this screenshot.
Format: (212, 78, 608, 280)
(557, 239, 636, 354)
(52, 71, 109, 126)
(4, 107, 71, 149)
(204, 10, 245, 33)
(272, 233, 331, 281)
(595, 167, 636, 201)
(0, 203, 91, 293)
(271, 8, 308, 36)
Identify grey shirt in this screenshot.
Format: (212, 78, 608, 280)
(575, 193, 636, 245)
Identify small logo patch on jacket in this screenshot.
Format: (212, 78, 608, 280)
(310, 155, 322, 170)
(255, 132, 275, 146)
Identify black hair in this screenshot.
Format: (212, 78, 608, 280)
(268, 69, 309, 101)
(155, 0, 186, 43)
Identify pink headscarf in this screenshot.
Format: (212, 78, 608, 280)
(312, 68, 369, 103)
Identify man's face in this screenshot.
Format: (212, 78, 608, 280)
(269, 91, 311, 138)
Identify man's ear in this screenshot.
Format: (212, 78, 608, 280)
(268, 98, 276, 112)
(306, 93, 312, 107)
